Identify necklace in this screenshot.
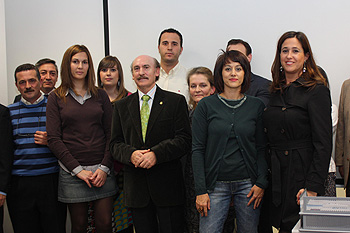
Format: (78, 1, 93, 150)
(217, 94, 247, 109)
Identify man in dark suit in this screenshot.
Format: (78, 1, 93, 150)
(110, 55, 191, 233)
(0, 104, 13, 233)
(227, 39, 271, 106)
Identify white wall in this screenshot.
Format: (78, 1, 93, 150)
(3, 0, 350, 231)
(5, 0, 105, 105)
(0, 0, 8, 105)
(109, 0, 350, 106)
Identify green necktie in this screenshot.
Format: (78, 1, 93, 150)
(141, 95, 150, 142)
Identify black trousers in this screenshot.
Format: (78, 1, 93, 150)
(131, 200, 184, 233)
(0, 205, 3, 233)
(7, 173, 66, 233)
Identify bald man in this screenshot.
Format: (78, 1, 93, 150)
(110, 55, 191, 233)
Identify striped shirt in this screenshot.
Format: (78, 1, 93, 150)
(8, 98, 59, 176)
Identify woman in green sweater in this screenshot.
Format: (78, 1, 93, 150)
(192, 50, 268, 233)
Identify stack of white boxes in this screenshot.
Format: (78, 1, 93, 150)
(299, 192, 350, 232)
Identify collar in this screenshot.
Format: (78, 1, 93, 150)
(41, 88, 55, 96)
(160, 62, 180, 76)
(20, 94, 44, 105)
(294, 75, 308, 85)
(67, 88, 92, 105)
(138, 84, 157, 101)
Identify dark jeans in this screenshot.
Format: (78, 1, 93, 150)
(7, 173, 66, 233)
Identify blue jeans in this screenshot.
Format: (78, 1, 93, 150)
(199, 180, 260, 233)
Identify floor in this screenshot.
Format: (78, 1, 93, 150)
(3, 188, 347, 233)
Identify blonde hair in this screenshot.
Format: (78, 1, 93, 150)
(187, 67, 214, 110)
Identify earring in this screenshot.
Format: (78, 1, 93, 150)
(280, 66, 283, 72)
(117, 80, 121, 87)
(303, 63, 307, 73)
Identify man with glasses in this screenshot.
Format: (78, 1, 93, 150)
(7, 64, 65, 233)
(13, 58, 58, 102)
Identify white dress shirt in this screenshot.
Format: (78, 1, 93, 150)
(157, 62, 189, 102)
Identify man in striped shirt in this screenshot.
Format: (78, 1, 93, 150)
(7, 64, 66, 233)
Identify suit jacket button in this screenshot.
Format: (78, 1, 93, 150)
(281, 129, 285, 133)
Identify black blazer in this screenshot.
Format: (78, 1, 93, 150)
(13, 94, 21, 103)
(246, 73, 271, 106)
(0, 104, 13, 194)
(110, 86, 191, 208)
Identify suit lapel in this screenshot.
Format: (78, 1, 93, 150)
(127, 93, 143, 144)
(146, 86, 165, 140)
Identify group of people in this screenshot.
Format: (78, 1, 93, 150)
(0, 27, 345, 233)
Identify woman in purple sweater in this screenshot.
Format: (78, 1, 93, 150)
(46, 45, 117, 233)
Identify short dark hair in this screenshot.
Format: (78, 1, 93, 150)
(158, 28, 183, 47)
(35, 58, 58, 74)
(214, 50, 251, 94)
(226, 39, 252, 56)
(14, 63, 40, 82)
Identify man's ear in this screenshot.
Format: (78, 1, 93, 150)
(247, 54, 252, 63)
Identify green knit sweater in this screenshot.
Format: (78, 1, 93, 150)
(192, 94, 268, 195)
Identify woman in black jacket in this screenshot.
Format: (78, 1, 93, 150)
(263, 31, 332, 233)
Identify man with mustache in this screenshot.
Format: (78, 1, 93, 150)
(13, 58, 58, 102)
(110, 55, 191, 233)
(157, 28, 189, 102)
(7, 64, 66, 233)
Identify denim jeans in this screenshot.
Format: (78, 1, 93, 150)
(199, 180, 260, 233)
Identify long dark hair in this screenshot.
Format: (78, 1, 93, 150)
(271, 31, 326, 92)
(97, 56, 129, 102)
(56, 45, 98, 101)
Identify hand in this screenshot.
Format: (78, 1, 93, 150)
(339, 166, 344, 178)
(90, 169, 107, 187)
(296, 188, 317, 205)
(247, 185, 264, 209)
(139, 151, 157, 169)
(76, 170, 93, 188)
(0, 194, 5, 207)
(196, 193, 210, 217)
(34, 131, 48, 145)
(131, 149, 150, 167)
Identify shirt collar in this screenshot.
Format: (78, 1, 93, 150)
(138, 84, 157, 101)
(20, 94, 44, 105)
(160, 62, 180, 76)
(67, 88, 92, 105)
(41, 88, 55, 96)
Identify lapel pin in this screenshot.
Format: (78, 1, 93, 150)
(160, 101, 163, 105)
